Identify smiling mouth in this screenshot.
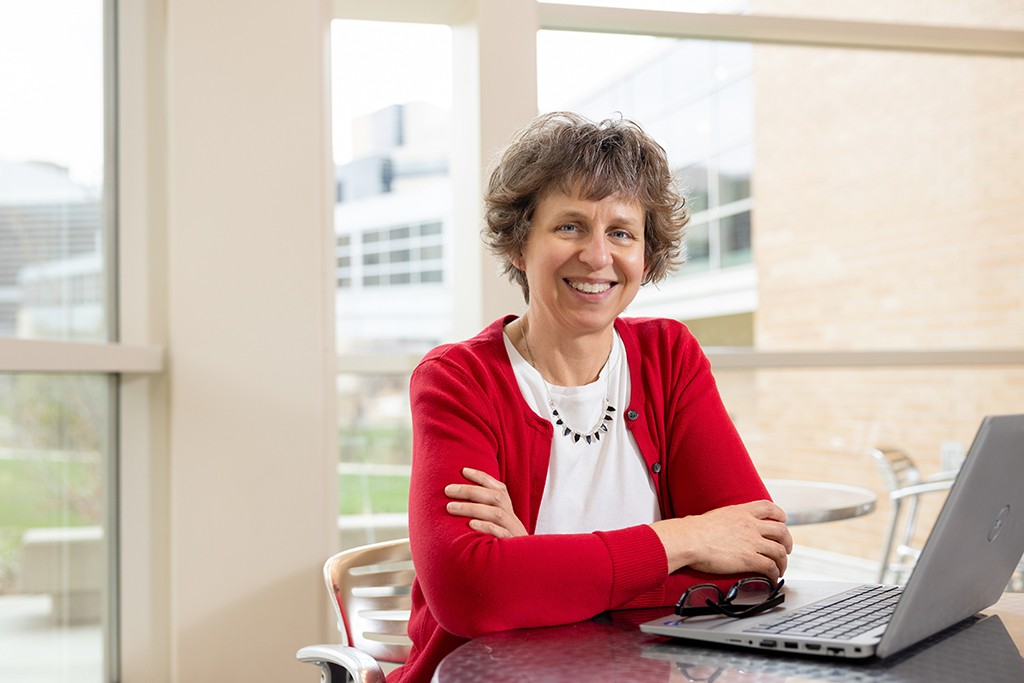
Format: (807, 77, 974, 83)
(567, 279, 613, 294)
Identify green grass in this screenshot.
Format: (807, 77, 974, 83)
(0, 459, 103, 594)
(0, 459, 101, 529)
(338, 425, 412, 467)
(338, 474, 410, 515)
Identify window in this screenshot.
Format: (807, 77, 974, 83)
(355, 222, 446, 290)
(332, 20, 455, 549)
(0, 1, 117, 681)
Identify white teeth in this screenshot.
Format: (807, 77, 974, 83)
(568, 280, 611, 294)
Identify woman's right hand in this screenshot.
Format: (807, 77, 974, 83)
(649, 501, 793, 582)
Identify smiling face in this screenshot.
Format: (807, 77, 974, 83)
(515, 190, 647, 339)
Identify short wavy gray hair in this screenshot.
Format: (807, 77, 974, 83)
(482, 112, 688, 303)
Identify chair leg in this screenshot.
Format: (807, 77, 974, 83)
(896, 496, 919, 567)
(878, 499, 903, 584)
(307, 661, 355, 683)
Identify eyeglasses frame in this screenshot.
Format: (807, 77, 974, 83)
(674, 577, 785, 619)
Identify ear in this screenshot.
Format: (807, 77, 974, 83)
(510, 252, 525, 272)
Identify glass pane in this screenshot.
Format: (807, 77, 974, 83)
(678, 163, 710, 213)
(337, 374, 412, 550)
(332, 21, 454, 356)
(715, 77, 753, 148)
(0, 373, 110, 683)
(684, 221, 711, 270)
(717, 144, 752, 205)
(332, 20, 453, 549)
(0, 1, 108, 343)
(539, 0, 1024, 30)
(719, 210, 752, 266)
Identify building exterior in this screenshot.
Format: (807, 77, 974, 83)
(334, 102, 454, 354)
(0, 160, 104, 342)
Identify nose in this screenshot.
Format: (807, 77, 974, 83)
(579, 232, 612, 269)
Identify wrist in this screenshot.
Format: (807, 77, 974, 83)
(649, 518, 695, 573)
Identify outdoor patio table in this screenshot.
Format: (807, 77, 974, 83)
(764, 478, 877, 525)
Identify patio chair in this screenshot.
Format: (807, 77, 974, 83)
(870, 447, 957, 584)
(297, 538, 414, 683)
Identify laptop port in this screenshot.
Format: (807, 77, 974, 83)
(784, 642, 799, 649)
(759, 640, 777, 648)
(827, 647, 846, 656)
(805, 644, 822, 651)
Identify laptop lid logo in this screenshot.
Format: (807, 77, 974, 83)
(989, 505, 1011, 542)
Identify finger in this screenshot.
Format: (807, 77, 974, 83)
(462, 467, 507, 493)
(447, 501, 519, 539)
(445, 483, 507, 508)
(758, 519, 794, 554)
(748, 499, 788, 524)
(758, 520, 793, 549)
(747, 552, 780, 583)
(446, 500, 511, 525)
(757, 538, 789, 578)
(468, 518, 513, 539)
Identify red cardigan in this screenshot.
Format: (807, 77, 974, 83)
(389, 316, 770, 683)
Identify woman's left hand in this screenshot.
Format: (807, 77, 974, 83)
(445, 467, 528, 539)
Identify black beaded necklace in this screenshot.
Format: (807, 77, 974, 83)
(519, 318, 616, 444)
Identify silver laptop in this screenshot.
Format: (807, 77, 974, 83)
(641, 413, 1024, 659)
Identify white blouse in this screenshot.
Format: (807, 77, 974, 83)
(503, 326, 662, 534)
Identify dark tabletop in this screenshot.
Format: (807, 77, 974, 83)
(434, 594, 1024, 683)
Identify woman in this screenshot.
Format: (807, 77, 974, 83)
(392, 112, 792, 683)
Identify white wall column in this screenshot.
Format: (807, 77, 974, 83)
(164, 1, 337, 681)
(450, 0, 537, 340)
(118, 0, 171, 678)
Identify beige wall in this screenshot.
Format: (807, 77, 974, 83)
(161, 0, 336, 681)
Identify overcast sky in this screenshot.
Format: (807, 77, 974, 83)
(0, 0, 104, 188)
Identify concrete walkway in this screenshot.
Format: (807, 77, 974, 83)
(0, 594, 101, 683)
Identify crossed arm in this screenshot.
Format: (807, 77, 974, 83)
(446, 466, 793, 583)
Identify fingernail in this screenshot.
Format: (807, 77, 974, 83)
(469, 519, 481, 528)
(445, 484, 456, 494)
(447, 502, 461, 511)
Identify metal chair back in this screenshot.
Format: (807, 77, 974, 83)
(870, 447, 954, 584)
(871, 446, 921, 493)
(325, 538, 414, 664)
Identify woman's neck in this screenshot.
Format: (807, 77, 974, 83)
(511, 313, 614, 387)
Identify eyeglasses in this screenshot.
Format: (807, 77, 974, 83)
(675, 577, 785, 618)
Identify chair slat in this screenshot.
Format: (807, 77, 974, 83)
(322, 538, 414, 665)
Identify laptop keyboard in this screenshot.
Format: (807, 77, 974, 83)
(745, 584, 904, 640)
